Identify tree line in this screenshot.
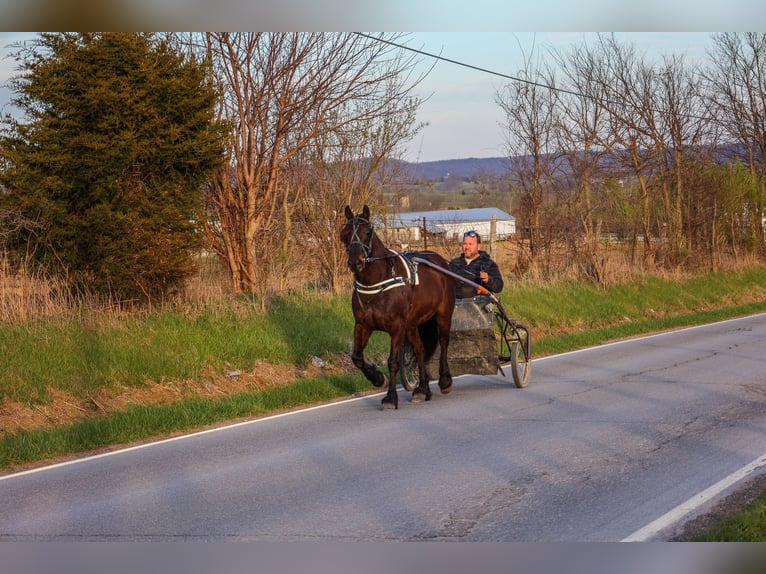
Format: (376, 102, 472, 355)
(1, 32, 765, 304)
(497, 33, 766, 282)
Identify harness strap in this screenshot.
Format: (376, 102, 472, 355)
(353, 250, 419, 297)
(394, 250, 419, 286)
(353, 276, 408, 296)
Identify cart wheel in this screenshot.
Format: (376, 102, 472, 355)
(496, 316, 531, 388)
(399, 341, 418, 392)
(510, 340, 531, 388)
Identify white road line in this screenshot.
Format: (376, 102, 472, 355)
(0, 393, 379, 482)
(621, 453, 766, 542)
(535, 311, 766, 362)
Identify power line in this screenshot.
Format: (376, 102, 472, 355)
(354, 32, 586, 100)
(356, 32, 711, 123)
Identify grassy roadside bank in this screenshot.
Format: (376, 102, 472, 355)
(2, 266, 766, 471)
(1, 266, 766, 540)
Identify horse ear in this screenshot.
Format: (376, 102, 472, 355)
(344, 205, 353, 220)
(362, 205, 370, 220)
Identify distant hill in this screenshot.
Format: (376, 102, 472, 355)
(397, 142, 747, 182)
(402, 157, 510, 181)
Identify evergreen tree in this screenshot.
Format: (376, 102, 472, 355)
(0, 32, 225, 302)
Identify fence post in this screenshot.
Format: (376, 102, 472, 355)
(489, 215, 497, 256)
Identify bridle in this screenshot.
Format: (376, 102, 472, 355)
(343, 215, 418, 307)
(344, 215, 376, 270)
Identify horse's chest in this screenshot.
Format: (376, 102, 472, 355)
(353, 292, 410, 328)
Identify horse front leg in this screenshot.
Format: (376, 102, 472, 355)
(405, 325, 432, 403)
(351, 323, 386, 388)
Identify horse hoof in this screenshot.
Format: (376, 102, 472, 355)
(381, 396, 398, 410)
(411, 392, 426, 403)
(371, 374, 387, 388)
(439, 379, 453, 394)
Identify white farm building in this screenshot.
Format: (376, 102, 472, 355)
(379, 207, 516, 244)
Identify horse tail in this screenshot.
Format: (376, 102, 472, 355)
(418, 316, 440, 361)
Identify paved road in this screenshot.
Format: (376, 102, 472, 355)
(2, 313, 766, 541)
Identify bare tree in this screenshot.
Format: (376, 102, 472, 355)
(293, 91, 421, 293)
(704, 32, 766, 251)
(552, 42, 611, 283)
(496, 53, 562, 277)
(582, 35, 659, 266)
(641, 54, 709, 267)
(200, 32, 425, 296)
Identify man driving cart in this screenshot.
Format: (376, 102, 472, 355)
(404, 231, 530, 388)
(449, 230, 503, 299)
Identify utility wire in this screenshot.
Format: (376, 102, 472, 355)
(355, 32, 711, 123)
(354, 32, 588, 101)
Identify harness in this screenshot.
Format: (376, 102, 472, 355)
(353, 250, 419, 296)
(344, 214, 420, 308)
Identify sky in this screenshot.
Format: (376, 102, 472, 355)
(0, 31, 725, 163)
(399, 32, 714, 162)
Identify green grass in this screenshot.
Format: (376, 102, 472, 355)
(0, 374, 370, 469)
(2, 267, 766, 541)
(500, 267, 766, 340)
(0, 292, 389, 405)
(3, 267, 766, 468)
(691, 490, 766, 541)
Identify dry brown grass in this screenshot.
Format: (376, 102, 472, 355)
(3, 242, 761, 323)
(488, 239, 765, 287)
(0, 253, 236, 323)
(0, 260, 70, 322)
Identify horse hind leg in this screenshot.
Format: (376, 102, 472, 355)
(436, 314, 453, 395)
(406, 328, 432, 404)
(437, 347, 453, 394)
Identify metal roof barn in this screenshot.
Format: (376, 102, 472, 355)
(379, 207, 516, 243)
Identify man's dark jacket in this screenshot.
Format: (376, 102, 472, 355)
(448, 250, 504, 299)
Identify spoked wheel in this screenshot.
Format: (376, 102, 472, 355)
(399, 340, 418, 392)
(509, 326, 531, 388)
(496, 315, 531, 388)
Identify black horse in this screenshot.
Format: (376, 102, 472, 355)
(340, 205, 455, 409)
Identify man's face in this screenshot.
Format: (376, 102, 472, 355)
(462, 235, 480, 259)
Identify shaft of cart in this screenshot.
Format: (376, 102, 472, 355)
(411, 256, 510, 319)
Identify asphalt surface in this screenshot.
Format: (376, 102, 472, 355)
(2, 313, 766, 541)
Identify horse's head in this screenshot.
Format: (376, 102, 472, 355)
(340, 205, 374, 273)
